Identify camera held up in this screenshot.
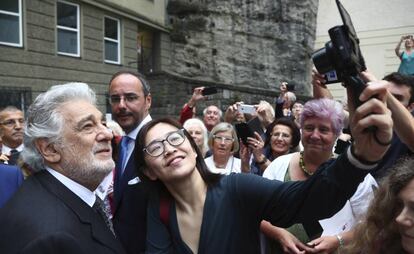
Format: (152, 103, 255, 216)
(312, 0, 367, 108)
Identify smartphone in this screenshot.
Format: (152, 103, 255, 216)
(238, 104, 256, 115)
(247, 117, 264, 136)
(235, 122, 255, 145)
(201, 87, 218, 96)
(286, 83, 295, 91)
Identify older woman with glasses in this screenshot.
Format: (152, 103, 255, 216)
(132, 86, 392, 253)
(261, 98, 378, 254)
(204, 122, 242, 174)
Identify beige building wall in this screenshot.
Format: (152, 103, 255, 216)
(84, 0, 167, 29)
(315, 0, 414, 100)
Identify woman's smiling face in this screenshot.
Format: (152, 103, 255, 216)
(301, 117, 337, 153)
(143, 122, 198, 183)
(270, 124, 293, 156)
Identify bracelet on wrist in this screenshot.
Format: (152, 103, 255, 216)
(255, 156, 268, 165)
(350, 145, 378, 165)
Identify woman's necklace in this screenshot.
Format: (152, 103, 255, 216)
(214, 162, 226, 168)
(214, 156, 229, 169)
(299, 151, 314, 176)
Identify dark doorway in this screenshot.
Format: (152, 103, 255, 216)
(0, 87, 32, 112)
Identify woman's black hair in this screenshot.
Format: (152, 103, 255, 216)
(264, 117, 301, 149)
(134, 117, 222, 186)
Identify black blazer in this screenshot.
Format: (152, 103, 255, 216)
(113, 143, 149, 254)
(0, 170, 126, 254)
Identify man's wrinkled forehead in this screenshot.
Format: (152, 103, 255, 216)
(58, 100, 102, 124)
(0, 110, 24, 121)
(206, 105, 219, 113)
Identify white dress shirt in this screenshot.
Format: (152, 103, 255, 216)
(46, 167, 96, 207)
(2, 144, 24, 154)
(122, 114, 152, 171)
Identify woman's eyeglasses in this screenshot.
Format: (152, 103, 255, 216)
(143, 129, 186, 157)
(213, 135, 234, 144)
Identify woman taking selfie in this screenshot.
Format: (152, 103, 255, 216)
(133, 84, 391, 253)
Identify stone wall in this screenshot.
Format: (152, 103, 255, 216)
(146, 71, 310, 120)
(166, 0, 318, 96)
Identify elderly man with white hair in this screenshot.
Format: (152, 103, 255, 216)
(0, 83, 126, 254)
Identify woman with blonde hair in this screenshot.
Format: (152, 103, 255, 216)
(205, 122, 242, 174)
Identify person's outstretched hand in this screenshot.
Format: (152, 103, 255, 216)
(347, 80, 393, 163)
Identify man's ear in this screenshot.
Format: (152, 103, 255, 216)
(142, 167, 158, 181)
(35, 138, 61, 163)
(145, 93, 152, 111)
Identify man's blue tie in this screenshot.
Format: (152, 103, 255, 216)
(119, 136, 131, 174)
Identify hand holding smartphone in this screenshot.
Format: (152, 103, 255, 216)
(201, 87, 218, 96)
(286, 83, 295, 91)
(235, 117, 263, 145)
(235, 123, 254, 145)
(238, 104, 256, 115)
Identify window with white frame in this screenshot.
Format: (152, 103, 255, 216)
(0, 0, 22, 47)
(104, 16, 120, 64)
(57, 1, 79, 57)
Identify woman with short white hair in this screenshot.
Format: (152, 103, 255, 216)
(183, 118, 209, 158)
(204, 122, 242, 175)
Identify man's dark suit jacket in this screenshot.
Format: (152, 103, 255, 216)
(0, 170, 126, 254)
(113, 138, 149, 254)
(0, 164, 23, 208)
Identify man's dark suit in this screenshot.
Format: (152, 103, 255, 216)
(0, 164, 23, 207)
(112, 137, 149, 254)
(0, 170, 126, 254)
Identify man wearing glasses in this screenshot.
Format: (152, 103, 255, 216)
(108, 70, 152, 254)
(0, 106, 25, 165)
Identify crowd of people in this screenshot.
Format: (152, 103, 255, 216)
(0, 35, 413, 254)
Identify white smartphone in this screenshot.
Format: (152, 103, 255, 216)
(238, 104, 256, 115)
